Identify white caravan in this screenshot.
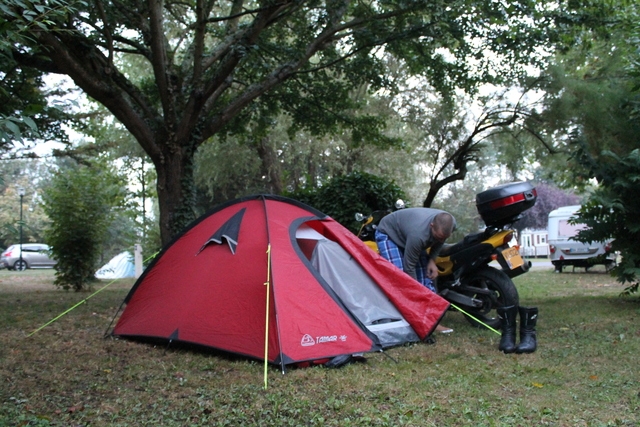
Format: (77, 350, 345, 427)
(547, 205, 615, 272)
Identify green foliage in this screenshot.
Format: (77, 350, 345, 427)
(286, 172, 406, 233)
(194, 137, 266, 210)
(0, 0, 79, 149)
(41, 164, 127, 291)
(510, 1, 639, 194)
(0, 160, 51, 247)
(72, 113, 159, 259)
(1, 0, 578, 244)
(0, 115, 39, 147)
(536, 2, 640, 294)
(534, 1, 640, 165)
(626, 10, 640, 121)
(573, 148, 640, 294)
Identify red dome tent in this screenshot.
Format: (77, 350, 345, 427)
(112, 195, 448, 370)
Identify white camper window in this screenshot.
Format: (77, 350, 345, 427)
(558, 220, 587, 238)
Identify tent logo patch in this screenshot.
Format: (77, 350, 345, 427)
(316, 335, 338, 344)
(301, 334, 344, 346)
(301, 334, 315, 346)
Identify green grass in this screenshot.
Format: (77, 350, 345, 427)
(0, 266, 638, 426)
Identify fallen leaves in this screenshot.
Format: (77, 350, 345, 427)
(54, 403, 84, 415)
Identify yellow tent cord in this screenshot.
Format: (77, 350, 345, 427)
(27, 281, 115, 337)
(27, 251, 159, 337)
(449, 302, 502, 335)
(263, 243, 272, 389)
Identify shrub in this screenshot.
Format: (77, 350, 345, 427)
(42, 165, 126, 291)
(574, 148, 640, 294)
(286, 171, 406, 232)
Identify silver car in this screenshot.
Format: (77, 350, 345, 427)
(0, 243, 57, 270)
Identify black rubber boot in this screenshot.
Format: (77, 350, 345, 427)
(497, 305, 518, 353)
(515, 306, 538, 354)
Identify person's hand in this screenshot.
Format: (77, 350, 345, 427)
(426, 258, 438, 280)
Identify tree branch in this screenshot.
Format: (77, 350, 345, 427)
(195, 3, 424, 143)
(147, 0, 176, 126)
(24, 30, 162, 160)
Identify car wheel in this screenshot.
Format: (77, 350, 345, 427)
(552, 260, 563, 273)
(13, 259, 28, 271)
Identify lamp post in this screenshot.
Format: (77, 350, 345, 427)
(18, 187, 25, 271)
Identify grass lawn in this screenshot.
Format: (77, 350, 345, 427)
(0, 265, 638, 426)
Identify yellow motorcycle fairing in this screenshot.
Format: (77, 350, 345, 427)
(483, 230, 513, 248)
(432, 230, 513, 277)
(435, 254, 454, 276)
(364, 240, 378, 252)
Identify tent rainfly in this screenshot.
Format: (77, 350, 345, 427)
(112, 195, 449, 370)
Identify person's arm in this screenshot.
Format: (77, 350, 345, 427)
(429, 241, 444, 260)
(402, 236, 423, 280)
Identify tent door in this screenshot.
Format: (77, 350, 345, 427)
(308, 238, 420, 348)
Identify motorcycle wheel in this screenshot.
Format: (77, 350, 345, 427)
(459, 266, 519, 329)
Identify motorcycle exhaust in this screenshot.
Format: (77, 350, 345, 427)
(502, 260, 532, 278)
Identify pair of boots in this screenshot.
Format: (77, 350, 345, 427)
(497, 306, 537, 354)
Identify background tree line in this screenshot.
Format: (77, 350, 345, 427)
(0, 0, 637, 292)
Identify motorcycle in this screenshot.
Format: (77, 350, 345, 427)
(355, 182, 537, 329)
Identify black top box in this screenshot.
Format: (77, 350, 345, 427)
(476, 182, 537, 227)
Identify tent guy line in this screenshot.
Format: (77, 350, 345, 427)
(450, 303, 501, 336)
(26, 251, 159, 338)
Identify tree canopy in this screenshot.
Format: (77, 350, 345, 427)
(0, 0, 75, 150)
(530, 1, 640, 292)
(1, 0, 578, 244)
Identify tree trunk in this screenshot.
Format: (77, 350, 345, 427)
(155, 144, 196, 245)
(257, 137, 283, 194)
(422, 165, 469, 208)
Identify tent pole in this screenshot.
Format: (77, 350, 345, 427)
(260, 196, 287, 377)
(103, 299, 126, 338)
(263, 243, 272, 389)
(260, 196, 287, 376)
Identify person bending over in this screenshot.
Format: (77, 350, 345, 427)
(375, 208, 456, 333)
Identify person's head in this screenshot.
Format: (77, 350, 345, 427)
(430, 213, 454, 243)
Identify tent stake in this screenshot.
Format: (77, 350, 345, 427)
(164, 339, 173, 355)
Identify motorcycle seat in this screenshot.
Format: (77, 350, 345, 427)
(438, 231, 486, 257)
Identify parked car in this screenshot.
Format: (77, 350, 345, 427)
(0, 243, 57, 270)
